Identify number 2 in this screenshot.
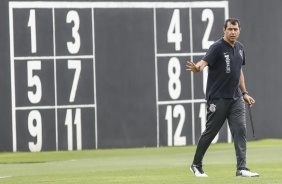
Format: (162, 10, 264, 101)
(202, 9, 214, 49)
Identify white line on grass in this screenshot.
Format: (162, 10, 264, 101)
(0, 176, 12, 179)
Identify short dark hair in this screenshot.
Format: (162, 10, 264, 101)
(224, 18, 240, 29)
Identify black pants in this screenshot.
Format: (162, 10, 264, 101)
(192, 97, 247, 169)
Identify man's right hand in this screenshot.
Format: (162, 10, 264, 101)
(186, 60, 208, 72)
(186, 61, 201, 72)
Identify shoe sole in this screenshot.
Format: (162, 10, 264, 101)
(237, 175, 259, 177)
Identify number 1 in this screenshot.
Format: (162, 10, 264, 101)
(28, 9, 37, 53)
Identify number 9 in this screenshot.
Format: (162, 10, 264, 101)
(28, 110, 42, 152)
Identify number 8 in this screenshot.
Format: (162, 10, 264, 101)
(168, 57, 181, 99)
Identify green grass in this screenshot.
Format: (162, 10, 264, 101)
(0, 139, 282, 183)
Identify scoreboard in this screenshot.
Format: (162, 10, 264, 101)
(9, 1, 230, 152)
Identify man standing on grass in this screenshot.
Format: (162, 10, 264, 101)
(186, 18, 259, 177)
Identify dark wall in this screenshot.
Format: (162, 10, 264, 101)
(0, 0, 12, 151)
(0, 0, 281, 151)
(229, 0, 282, 139)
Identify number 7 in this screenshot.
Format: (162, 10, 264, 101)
(68, 60, 81, 102)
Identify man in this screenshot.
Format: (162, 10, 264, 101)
(186, 18, 259, 177)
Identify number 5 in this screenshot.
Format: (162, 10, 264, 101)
(27, 60, 42, 104)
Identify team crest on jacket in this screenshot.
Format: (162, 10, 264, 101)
(209, 104, 216, 112)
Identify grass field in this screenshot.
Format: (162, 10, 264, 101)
(0, 139, 282, 184)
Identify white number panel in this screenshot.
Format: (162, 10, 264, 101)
(9, 1, 229, 151)
(10, 4, 96, 152)
(155, 3, 229, 146)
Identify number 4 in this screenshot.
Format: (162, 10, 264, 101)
(167, 9, 182, 51)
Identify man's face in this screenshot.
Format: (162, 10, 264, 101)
(223, 22, 240, 43)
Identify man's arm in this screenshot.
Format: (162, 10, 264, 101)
(186, 60, 208, 72)
(240, 69, 255, 107)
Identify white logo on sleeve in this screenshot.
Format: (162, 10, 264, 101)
(239, 50, 243, 59)
(224, 53, 230, 73)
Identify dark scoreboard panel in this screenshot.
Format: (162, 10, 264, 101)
(9, 1, 230, 152)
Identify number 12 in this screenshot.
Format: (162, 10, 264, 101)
(165, 105, 186, 146)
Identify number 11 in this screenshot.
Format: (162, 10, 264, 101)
(65, 109, 82, 150)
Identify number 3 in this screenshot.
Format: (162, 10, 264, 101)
(66, 10, 81, 54)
